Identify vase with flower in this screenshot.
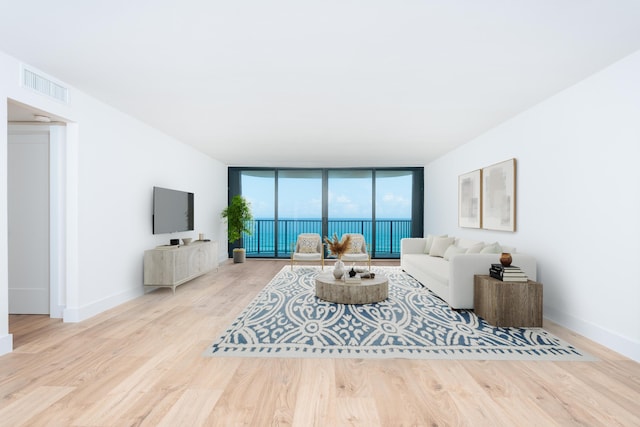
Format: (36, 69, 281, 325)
(324, 233, 352, 280)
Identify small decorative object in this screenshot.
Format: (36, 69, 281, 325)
(199, 233, 204, 241)
(324, 233, 351, 259)
(333, 260, 345, 279)
(170, 239, 179, 246)
(500, 252, 512, 267)
(182, 238, 192, 245)
(344, 274, 361, 283)
(349, 267, 357, 278)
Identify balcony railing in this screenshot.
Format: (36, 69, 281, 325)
(242, 218, 411, 258)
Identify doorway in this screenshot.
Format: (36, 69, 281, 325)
(8, 126, 50, 314)
(7, 101, 66, 319)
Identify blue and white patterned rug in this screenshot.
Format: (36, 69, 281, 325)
(205, 266, 593, 360)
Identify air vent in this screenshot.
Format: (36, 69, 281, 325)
(21, 66, 69, 104)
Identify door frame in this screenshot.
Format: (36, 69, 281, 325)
(8, 124, 65, 318)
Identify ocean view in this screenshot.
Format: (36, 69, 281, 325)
(243, 217, 411, 257)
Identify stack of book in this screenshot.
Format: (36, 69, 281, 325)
(344, 274, 362, 284)
(490, 264, 528, 282)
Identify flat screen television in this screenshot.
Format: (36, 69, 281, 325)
(152, 186, 194, 234)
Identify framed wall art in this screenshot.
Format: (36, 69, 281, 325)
(482, 158, 516, 232)
(458, 169, 482, 228)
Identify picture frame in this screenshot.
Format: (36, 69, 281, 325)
(482, 158, 516, 232)
(458, 169, 482, 228)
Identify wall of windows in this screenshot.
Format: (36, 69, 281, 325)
(228, 167, 423, 258)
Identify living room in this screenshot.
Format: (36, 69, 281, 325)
(1, 2, 638, 363)
(0, 2, 639, 423)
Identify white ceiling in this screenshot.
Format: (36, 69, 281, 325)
(2, 1, 640, 167)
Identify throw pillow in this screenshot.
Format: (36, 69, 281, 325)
(443, 245, 467, 261)
(480, 242, 502, 254)
(424, 234, 447, 254)
(429, 236, 455, 257)
(456, 238, 482, 249)
(298, 236, 319, 253)
(466, 243, 484, 254)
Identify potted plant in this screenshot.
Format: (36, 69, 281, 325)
(221, 195, 253, 263)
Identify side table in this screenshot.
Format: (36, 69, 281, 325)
(473, 274, 543, 327)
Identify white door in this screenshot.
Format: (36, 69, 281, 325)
(8, 130, 50, 314)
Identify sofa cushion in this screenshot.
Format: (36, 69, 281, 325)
(455, 238, 483, 249)
(480, 242, 502, 254)
(346, 235, 365, 253)
(421, 255, 450, 284)
(423, 234, 447, 254)
(297, 235, 320, 253)
(466, 243, 484, 254)
(402, 253, 449, 286)
(443, 245, 467, 260)
(429, 236, 455, 257)
(293, 252, 322, 261)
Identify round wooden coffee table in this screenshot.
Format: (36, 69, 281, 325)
(315, 273, 388, 304)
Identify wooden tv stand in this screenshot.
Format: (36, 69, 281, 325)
(144, 240, 217, 293)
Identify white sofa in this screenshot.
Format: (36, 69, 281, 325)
(400, 236, 537, 309)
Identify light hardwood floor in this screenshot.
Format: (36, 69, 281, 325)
(1, 259, 639, 426)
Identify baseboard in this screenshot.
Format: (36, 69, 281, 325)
(50, 304, 64, 319)
(545, 305, 640, 362)
(0, 333, 13, 356)
(63, 288, 144, 323)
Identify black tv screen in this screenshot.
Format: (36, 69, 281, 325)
(152, 187, 194, 234)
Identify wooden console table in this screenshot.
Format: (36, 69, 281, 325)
(144, 241, 217, 293)
(473, 275, 543, 327)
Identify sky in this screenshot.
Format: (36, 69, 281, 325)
(241, 170, 412, 219)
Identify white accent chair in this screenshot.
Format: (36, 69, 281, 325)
(340, 233, 371, 270)
(291, 233, 324, 270)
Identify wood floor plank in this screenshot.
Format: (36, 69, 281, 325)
(335, 358, 373, 398)
(155, 388, 223, 427)
(367, 360, 431, 426)
(206, 358, 300, 426)
(461, 360, 560, 426)
(518, 361, 640, 426)
(291, 358, 336, 427)
(431, 360, 517, 427)
(72, 333, 203, 426)
(0, 259, 637, 426)
(559, 360, 640, 417)
(0, 385, 74, 426)
(335, 397, 381, 427)
(409, 361, 466, 425)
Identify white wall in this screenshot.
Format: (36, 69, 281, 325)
(425, 50, 640, 362)
(68, 95, 227, 320)
(0, 50, 228, 354)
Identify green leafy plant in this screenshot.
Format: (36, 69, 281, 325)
(221, 195, 253, 246)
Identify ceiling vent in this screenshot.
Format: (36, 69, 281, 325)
(21, 66, 69, 104)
